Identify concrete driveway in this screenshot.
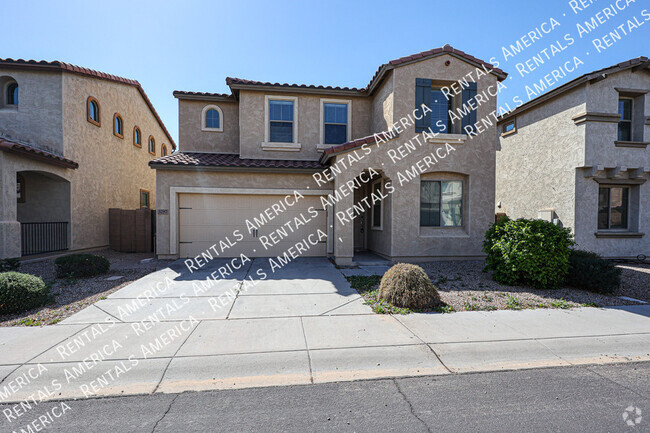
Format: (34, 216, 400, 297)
(0, 257, 649, 403)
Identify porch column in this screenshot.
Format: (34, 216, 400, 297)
(0, 153, 21, 259)
(333, 173, 354, 266)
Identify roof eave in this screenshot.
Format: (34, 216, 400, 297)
(226, 83, 367, 97)
(173, 91, 234, 102)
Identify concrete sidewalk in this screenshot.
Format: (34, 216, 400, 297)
(0, 258, 649, 403)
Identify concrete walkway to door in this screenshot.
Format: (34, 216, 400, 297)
(0, 257, 649, 403)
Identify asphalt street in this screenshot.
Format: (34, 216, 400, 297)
(1, 362, 648, 433)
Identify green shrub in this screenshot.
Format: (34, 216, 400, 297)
(378, 263, 441, 309)
(0, 258, 20, 272)
(565, 249, 621, 294)
(0, 272, 50, 314)
(55, 254, 110, 278)
(483, 218, 575, 289)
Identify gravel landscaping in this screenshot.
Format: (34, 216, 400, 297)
(349, 260, 649, 314)
(0, 250, 173, 326)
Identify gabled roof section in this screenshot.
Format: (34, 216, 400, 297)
(149, 152, 326, 171)
(0, 136, 78, 169)
(366, 45, 508, 94)
(214, 45, 507, 98)
(0, 58, 176, 150)
(499, 56, 650, 122)
(173, 90, 235, 102)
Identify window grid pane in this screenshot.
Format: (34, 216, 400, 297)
(440, 181, 463, 226)
(206, 109, 220, 128)
(269, 100, 293, 121)
(420, 181, 441, 227)
(270, 121, 293, 143)
(430, 89, 451, 133)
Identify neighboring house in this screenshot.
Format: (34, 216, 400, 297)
(151, 45, 507, 265)
(0, 59, 175, 259)
(496, 57, 650, 258)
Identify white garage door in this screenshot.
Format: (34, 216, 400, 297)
(178, 193, 327, 258)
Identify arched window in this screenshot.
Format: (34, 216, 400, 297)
(7, 82, 18, 105)
(113, 113, 124, 138)
(87, 96, 100, 126)
(201, 105, 223, 131)
(161, 144, 168, 157)
(133, 126, 141, 147)
(148, 136, 156, 155)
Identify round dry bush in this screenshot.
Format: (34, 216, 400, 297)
(379, 263, 441, 309)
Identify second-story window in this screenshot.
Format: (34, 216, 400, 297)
(148, 136, 156, 155)
(6, 82, 18, 105)
(618, 98, 633, 141)
(269, 99, 294, 143)
(133, 126, 141, 147)
(430, 88, 452, 133)
(206, 109, 219, 128)
(161, 144, 168, 156)
(113, 113, 124, 138)
(87, 96, 100, 126)
(323, 101, 349, 145)
(201, 105, 223, 132)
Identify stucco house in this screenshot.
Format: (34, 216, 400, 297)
(496, 57, 650, 259)
(0, 59, 175, 259)
(151, 45, 507, 266)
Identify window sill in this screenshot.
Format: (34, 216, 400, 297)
(371, 226, 383, 231)
(426, 133, 468, 144)
(614, 141, 649, 148)
(594, 231, 644, 239)
(261, 142, 302, 152)
(201, 127, 223, 133)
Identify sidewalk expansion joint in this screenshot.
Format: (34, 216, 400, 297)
(299, 317, 314, 384)
(93, 304, 124, 323)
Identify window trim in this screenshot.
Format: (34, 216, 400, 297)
(371, 179, 383, 230)
(113, 113, 124, 139)
(6, 81, 18, 106)
(148, 136, 156, 155)
(16, 173, 25, 203)
(319, 98, 351, 147)
(419, 179, 464, 228)
(597, 185, 630, 231)
(618, 97, 634, 142)
(133, 126, 142, 148)
(140, 189, 151, 208)
(201, 104, 224, 132)
(87, 96, 100, 126)
(161, 144, 168, 157)
(263, 95, 300, 150)
(502, 119, 517, 137)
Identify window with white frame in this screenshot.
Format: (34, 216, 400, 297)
(420, 180, 463, 227)
(201, 105, 223, 132)
(321, 100, 350, 145)
(268, 98, 295, 143)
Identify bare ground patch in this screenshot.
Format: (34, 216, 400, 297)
(0, 249, 174, 326)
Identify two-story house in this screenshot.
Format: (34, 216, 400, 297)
(496, 57, 650, 258)
(0, 59, 175, 259)
(151, 46, 507, 265)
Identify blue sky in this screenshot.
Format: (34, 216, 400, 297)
(3, 0, 648, 143)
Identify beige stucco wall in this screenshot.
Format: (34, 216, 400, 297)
(178, 99, 239, 153)
(496, 86, 586, 231)
(0, 70, 172, 258)
(238, 90, 371, 161)
(332, 54, 501, 263)
(496, 69, 650, 258)
(154, 168, 332, 257)
(0, 69, 64, 153)
(371, 71, 394, 134)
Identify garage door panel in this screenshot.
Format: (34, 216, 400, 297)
(178, 193, 327, 258)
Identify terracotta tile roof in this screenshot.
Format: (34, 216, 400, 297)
(366, 45, 507, 91)
(0, 136, 78, 169)
(150, 152, 326, 170)
(225, 77, 364, 93)
(219, 45, 507, 97)
(499, 56, 650, 121)
(319, 131, 399, 163)
(173, 90, 234, 100)
(0, 58, 176, 150)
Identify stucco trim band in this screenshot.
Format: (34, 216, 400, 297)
(614, 141, 649, 148)
(594, 232, 645, 239)
(168, 186, 332, 256)
(571, 112, 621, 125)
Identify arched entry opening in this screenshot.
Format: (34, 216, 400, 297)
(17, 170, 71, 255)
(351, 168, 392, 259)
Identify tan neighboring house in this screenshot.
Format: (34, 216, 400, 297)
(0, 59, 175, 259)
(152, 45, 507, 265)
(496, 57, 650, 258)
